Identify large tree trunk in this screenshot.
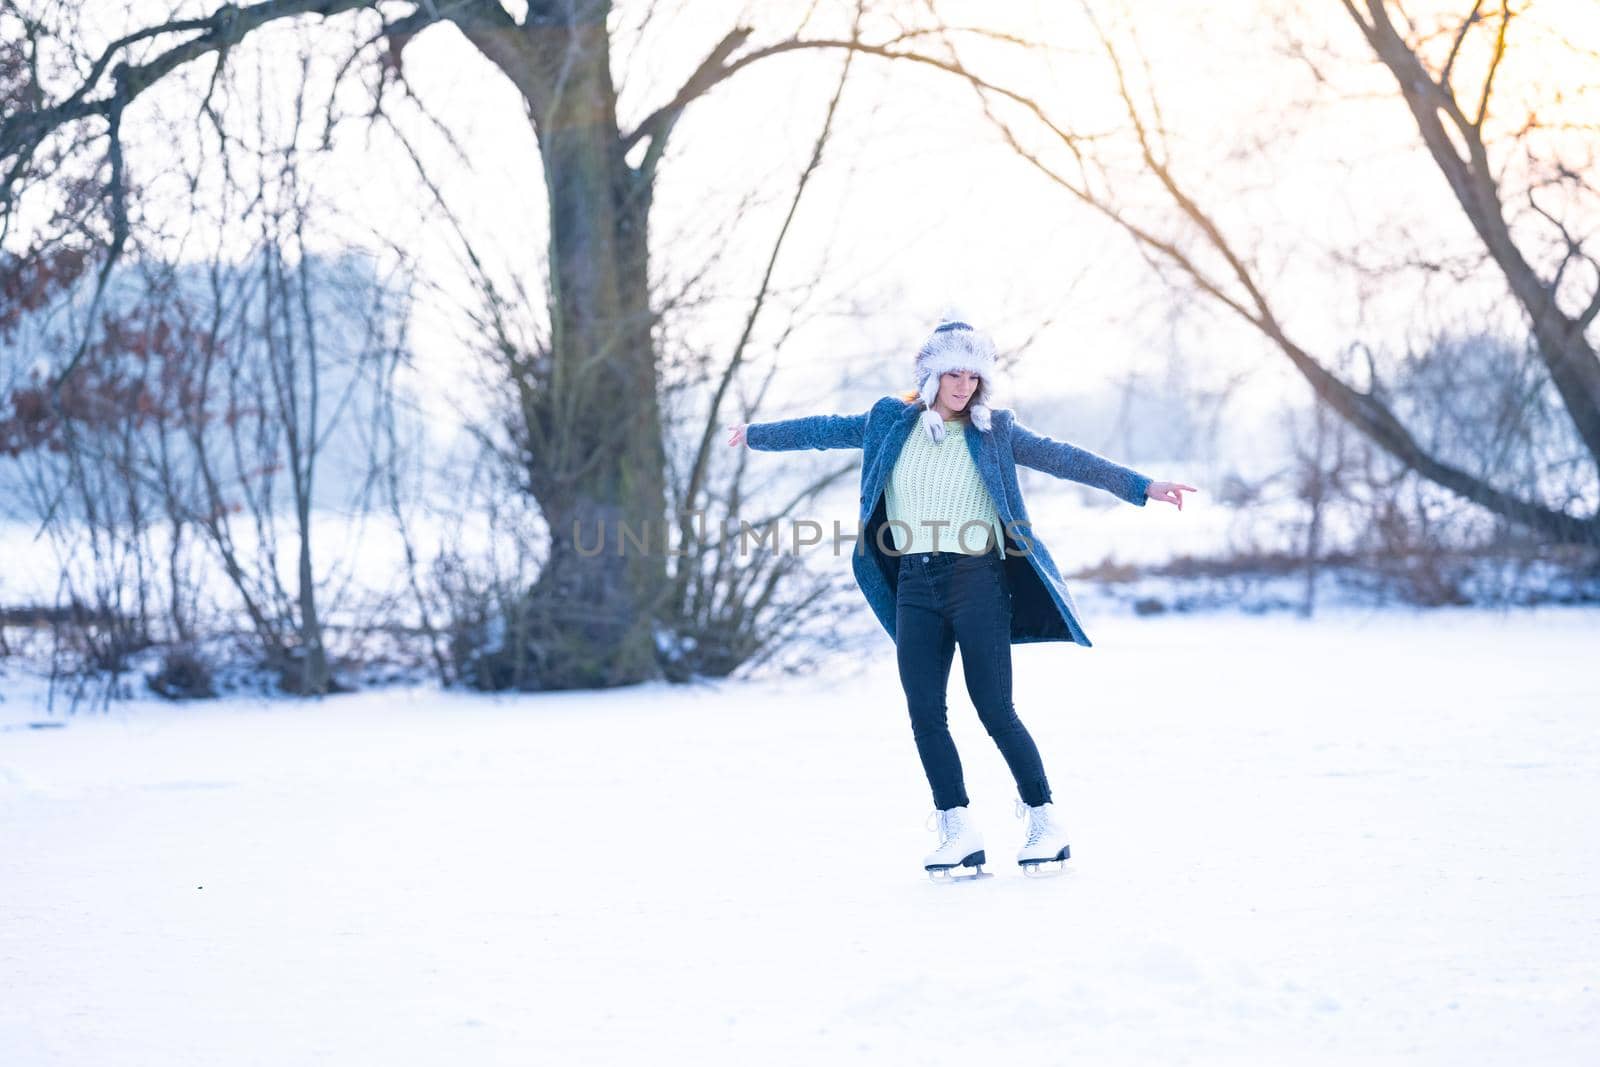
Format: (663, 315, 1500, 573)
(458, 5, 668, 689)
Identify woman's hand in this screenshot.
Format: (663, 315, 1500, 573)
(1145, 481, 1198, 509)
(726, 423, 748, 448)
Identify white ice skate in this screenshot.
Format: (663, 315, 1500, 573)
(923, 805, 991, 883)
(1015, 799, 1071, 877)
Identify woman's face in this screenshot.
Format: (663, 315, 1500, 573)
(937, 370, 981, 413)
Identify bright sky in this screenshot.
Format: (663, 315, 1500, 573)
(23, 0, 1600, 449)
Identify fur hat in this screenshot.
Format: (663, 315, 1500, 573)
(914, 314, 997, 443)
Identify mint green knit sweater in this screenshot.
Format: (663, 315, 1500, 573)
(884, 418, 1007, 557)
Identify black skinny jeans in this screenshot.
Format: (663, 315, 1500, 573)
(894, 549, 1053, 810)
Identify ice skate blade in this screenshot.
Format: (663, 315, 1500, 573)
(1018, 858, 1069, 879)
(926, 850, 991, 884)
(1018, 845, 1070, 878)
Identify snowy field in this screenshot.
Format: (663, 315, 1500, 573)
(3, 605, 1598, 1065)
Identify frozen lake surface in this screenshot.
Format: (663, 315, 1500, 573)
(2, 604, 1597, 1065)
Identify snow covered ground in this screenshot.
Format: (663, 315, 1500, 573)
(2, 604, 1597, 1065)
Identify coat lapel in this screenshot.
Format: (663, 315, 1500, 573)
(860, 402, 922, 522)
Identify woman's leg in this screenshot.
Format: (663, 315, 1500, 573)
(895, 560, 966, 809)
(948, 555, 1053, 807)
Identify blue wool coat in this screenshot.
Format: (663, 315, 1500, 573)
(745, 395, 1153, 647)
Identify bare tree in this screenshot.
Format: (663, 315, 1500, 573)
(940, 0, 1599, 546)
(0, 300, 170, 708)
(433, 45, 876, 686)
(3, 109, 416, 703)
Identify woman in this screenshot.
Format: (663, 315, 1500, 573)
(727, 316, 1196, 882)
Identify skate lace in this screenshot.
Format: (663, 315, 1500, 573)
(926, 808, 964, 848)
(1016, 798, 1055, 848)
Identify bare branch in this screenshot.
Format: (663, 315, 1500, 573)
(1473, 0, 1512, 130)
(621, 30, 1096, 187)
(1, 0, 379, 167)
(1579, 283, 1600, 334)
(624, 26, 752, 184)
(676, 4, 864, 613)
(1440, 0, 1484, 88)
(2, 0, 395, 417)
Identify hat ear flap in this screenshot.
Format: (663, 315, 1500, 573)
(918, 372, 942, 441)
(969, 402, 992, 433)
(968, 376, 993, 433)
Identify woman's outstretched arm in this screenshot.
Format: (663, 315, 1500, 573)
(729, 409, 869, 452)
(1010, 417, 1153, 506)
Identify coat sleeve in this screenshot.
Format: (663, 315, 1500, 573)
(745, 409, 869, 452)
(1010, 416, 1152, 506)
